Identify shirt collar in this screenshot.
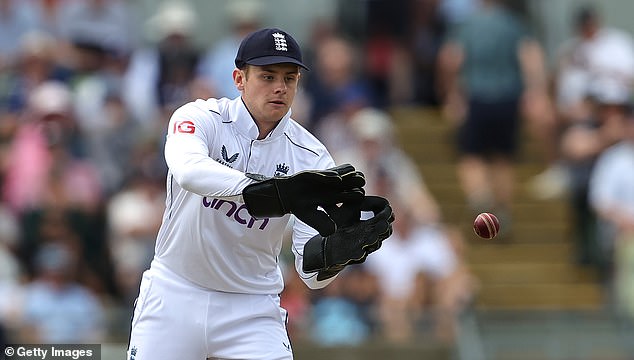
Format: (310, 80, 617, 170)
(230, 97, 291, 140)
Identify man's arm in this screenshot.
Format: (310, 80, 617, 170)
(291, 217, 338, 289)
(518, 38, 556, 132)
(165, 102, 252, 199)
(436, 40, 466, 125)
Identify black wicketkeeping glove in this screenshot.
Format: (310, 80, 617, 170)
(303, 196, 395, 280)
(243, 164, 365, 237)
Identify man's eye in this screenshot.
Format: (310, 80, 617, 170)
(263, 75, 274, 80)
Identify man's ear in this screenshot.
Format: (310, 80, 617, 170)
(233, 68, 245, 91)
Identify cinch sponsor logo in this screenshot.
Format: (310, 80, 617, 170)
(202, 197, 269, 230)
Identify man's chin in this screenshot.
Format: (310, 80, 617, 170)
(268, 107, 288, 118)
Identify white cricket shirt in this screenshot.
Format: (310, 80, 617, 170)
(589, 141, 634, 220)
(153, 96, 337, 294)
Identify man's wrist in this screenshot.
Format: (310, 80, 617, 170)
(302, 234, 326, 273)
(316, 265, 344, 281)
(242, 179, 285, 218)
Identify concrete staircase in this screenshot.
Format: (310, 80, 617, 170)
(390, 107, 604, 310)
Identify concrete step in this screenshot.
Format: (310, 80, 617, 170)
(394, 117, 452, 139)
(427, 181, 567, 204)
(466, 242, 574, 264)
(474, 283, 604, 310)
(391, 106, 445, 125)
(395, 115, 550, 164)
(402, 143, 457, 164)
(413, 163, 547, 184)
(470, 262, 598, 284)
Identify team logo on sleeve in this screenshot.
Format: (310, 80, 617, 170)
(173, 120, 195, 134)
(216, 145, 239, 167)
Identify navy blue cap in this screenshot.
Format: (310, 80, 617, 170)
(235, 28, 309, 70)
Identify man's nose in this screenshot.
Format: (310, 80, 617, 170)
(274, 79, 287, 93)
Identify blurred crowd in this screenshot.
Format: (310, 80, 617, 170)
(0, 0, 632, 350)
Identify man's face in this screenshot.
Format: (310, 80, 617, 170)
(234, 63, 300, 126)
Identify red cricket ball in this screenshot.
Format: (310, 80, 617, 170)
(473, 212, 500, 239)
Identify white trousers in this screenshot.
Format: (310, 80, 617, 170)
(127, 262, 293, 360)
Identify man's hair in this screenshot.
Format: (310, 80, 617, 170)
(240, 65, 251, 77)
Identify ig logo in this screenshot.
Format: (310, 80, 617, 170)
(173, 120, 195, 134)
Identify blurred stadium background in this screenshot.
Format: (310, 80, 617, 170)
(1, 0, 634, 359)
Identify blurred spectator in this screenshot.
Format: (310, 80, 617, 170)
(334, 107, 442, 224)
(0, 204, 21, 283)
(309, 272, 373, 346)
(589, 112, 634, 318)
(70, 32, 141, 195)
(2, 81, 100, 214)
(407, 0, 448, 106)
(303, 34, 373, 132)
(437, 0, 551, 230)
(438, 0, 481, 26)
(3, 82, 83, 213)
(362, 0, 412, 107)
(18, 243, 105, 343)
(300, 19, 337, 74)
(0, 30, 72, 114)
(16, 0, 74, 68)
(312, 99, 363, 158)
(341, 266, 379, 338)
(27, 0, 72, 40)
(588, 87, 634, 291)
(530, 4, 634, 200)
(124, 0, 209, 132)
(554, 5, 634, 125)
(197, 0, 262, 99)
(561, 78, 631, 270)
(0, 0, 39, 69)
(59, 0, 138, 57)
(77, 89, 141, 195)
(106, 171, 164, 305)
(0, 204, 23, 336)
